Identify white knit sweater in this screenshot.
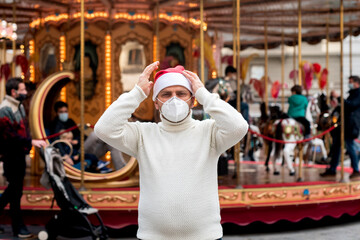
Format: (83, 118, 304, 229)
(95, 85, 248, 240)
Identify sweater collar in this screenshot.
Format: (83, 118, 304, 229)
(158, 110, 195, 131)
(5, 95, 20, 107)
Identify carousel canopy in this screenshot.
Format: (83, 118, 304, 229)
(1, 0, 360, 49)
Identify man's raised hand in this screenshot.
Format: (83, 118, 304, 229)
(182, 70, 204, 94)
(138, 61, 159, 96)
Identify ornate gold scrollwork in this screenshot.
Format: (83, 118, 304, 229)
(87, 194, 137, 203)
(219, 192, 239, 201)
(352, 185, 360, 193)
(292, 190, 320, 197)
(323, 187, 348, 196)
(26, 194, 53, 203)
(248, 191, 287, 200)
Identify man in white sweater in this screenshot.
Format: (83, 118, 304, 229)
(95, 62, 248, 240)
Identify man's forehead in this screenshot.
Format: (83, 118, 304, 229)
(58, 106, 68, 112)
(159, 85, 190, 93)
(18, 83, 26, 89)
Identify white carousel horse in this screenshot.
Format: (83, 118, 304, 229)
(270, 118, 303, 176)
(269, 96, 328, 176)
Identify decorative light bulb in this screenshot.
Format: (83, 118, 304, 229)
(11, 32, 17, 40)
(1, 20, 7, 28)
(12, 23, 17, 31)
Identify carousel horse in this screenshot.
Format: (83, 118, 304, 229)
(260, 105, 302, 175)
(261, 104, 284, 171)
(271, 117, 304, 175)
(263, 95, 328, 175)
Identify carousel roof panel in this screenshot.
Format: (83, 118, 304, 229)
(1, 0, 360, 49)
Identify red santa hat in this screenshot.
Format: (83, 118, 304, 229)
(152, 65, 193, 101)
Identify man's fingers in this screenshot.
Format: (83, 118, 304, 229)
(182, 70, 194, 80)
(142, 61, 159, 78)
(183, 70, 195, 77)
(182, 70, 199, 83)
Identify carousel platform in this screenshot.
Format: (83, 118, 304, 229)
(1, 160, 360, 229)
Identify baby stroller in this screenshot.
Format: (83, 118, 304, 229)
(39, 140, 108, 240)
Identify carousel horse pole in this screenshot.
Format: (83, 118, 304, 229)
(297, 0, 303, 181)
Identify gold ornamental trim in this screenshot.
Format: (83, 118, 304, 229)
(219, 192, 239, 201)
(87, 194, 137, 203)
(323, 187, 348, 196)
(26, 194, 53, 203)
(292, 190, 320, 198)
(352, 184, 360, 193)
(248, 191, 287, 200)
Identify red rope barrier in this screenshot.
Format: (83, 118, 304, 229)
(248, 125, 336, 144)
(41, 123, 95, 140)
(43, 125, 79, 140)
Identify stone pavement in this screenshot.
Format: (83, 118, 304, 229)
(1, 213, 360, 239)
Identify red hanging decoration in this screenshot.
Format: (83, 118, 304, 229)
(271, 80, 281, 99)
(15, 55, 29, 75)
(302, 62, 313, 91)
(319, 68, 328, 90)
(250, 77, 268, 99)
(313, 63, 321, 74)
(0, 64, 11, 82)
(289, 69, 298, 81)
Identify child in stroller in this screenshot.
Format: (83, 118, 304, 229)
(58, 130, 112, 173)
(40, 141, 108, 240)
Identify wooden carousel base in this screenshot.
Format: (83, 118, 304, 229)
(1, 160, 360, 228)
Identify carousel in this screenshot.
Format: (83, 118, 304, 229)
(1, 0, 360, 230)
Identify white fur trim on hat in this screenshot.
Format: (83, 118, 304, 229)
(152, 72, 193, 101)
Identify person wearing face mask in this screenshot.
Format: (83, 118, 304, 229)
(49, 101, 81, 153)
(224, 65, 237, 93)
(0, 78, 47, 238)
(95, 62, 248, 240)
(321, 76, 360, 178)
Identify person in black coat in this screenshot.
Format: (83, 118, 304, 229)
(49, 101, 80, 152)
(321, 76, 360, 178)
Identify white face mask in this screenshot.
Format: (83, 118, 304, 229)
(59, 112, 69, 122)
(158, 96, 191, 123)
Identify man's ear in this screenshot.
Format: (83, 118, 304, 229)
(154, 99, 160, 110)
(11, 89, 17, 98)
(189, 96, 195, 109)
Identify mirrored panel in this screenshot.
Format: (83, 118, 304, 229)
(120, 41, 146, 92)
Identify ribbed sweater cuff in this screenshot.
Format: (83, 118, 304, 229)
(194, 87, 211, 105)
(132, 85, 148, 102)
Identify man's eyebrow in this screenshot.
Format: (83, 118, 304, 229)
(176, 90, 188, 94)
